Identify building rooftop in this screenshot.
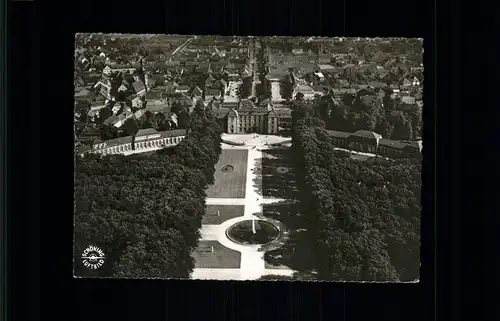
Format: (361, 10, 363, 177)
(103, 115, 119, 125)
(317, 64, 335, 70)
(294, 84, 314, 92)
(87, 110, 99, 117)
(236, 108, 273, 116)
(327, 130, 351, 139)
(135, 128, 159, 137)
(351, 130, 382, 140)
(266, 70, 289, 80)
(227, 109, 238, 117)
(368, 81, 388, 89)
(75, 88, 92, 98)
(325, 130, 421, 151)
(378, 139, 410, 149)
(106, 136, 133, 147)
(146, 102, 169, 113)
(108, 63, 134, 70)
(158, 129, 188, 138)
(132, 80, 146, 93)
(126, 94, 140, 102)
(146, 90, 165, 100)
(206, 89, 221, 96)
(191, 86, 203, 96)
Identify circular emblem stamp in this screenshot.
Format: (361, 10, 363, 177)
(81, 245, 105, 269)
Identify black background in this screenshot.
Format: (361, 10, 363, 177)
(7, 0, 480, 320)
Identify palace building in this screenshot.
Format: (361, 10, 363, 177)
(211, 100, 292, 135)
(76, 129, 187, 157)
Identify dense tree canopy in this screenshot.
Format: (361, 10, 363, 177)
(281, 83, 293, 101)
(98, 107, 113, 123)
(74, 107, 223, 278)
(123, 118, 140, 136)
(236, 77, 252, 100)
(99, 124, 119, 140)
(295, 91, 422, 141)
(138, 110, 158, 130)
(171, 102, 191, 130)
(290, 104, 421, 281)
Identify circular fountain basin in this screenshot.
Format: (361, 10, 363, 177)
(226, 220, 280, 245)
(276, 166, 290, 174)
(220, 165, 234, 173)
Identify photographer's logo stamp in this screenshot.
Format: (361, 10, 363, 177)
(81, 245, 105, 269)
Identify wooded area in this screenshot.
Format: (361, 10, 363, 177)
(284, 89, 422, 141)
(74, 104, 223, 278)
(287, 101, 421, 281)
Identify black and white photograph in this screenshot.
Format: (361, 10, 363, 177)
(74, 34, 423, 282)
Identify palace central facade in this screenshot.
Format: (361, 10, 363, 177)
(211, 100, 292, 135)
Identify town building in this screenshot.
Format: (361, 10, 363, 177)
(401, 96, 416, 105)
(132, 80, 146, 97)
(293, 84, 315, 100)
(103, 110, 136, 128)
(103, 64, 136, 76)
(204, 88, 222, 102)
(125, 94, 142, 108)
(268, 53, 318, 65)
(94, 75, 112, 100)
(175, 85, 190, 94)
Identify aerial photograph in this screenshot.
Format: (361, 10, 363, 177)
(74, 34, 423, 282)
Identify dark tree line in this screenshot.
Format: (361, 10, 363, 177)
(74, 103, 223, 278)
(236, 77, 253, 100)
(280, 79, 294, 101)
(256, 78, 272, 102)
(290, 105, 421, 281)
(293, 92, 422, 141)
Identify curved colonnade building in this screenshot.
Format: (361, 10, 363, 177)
(327, 130, 423, 159)
(76, 128, 187, 157)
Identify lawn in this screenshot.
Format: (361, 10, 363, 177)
(262, 202, 316, 271)
(203, 205, 245, 225)
(261, 148, 298, 199)
(263, 231, 316, 271)
(206, 149, 248, 198)
(192, 241, 241, 268)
